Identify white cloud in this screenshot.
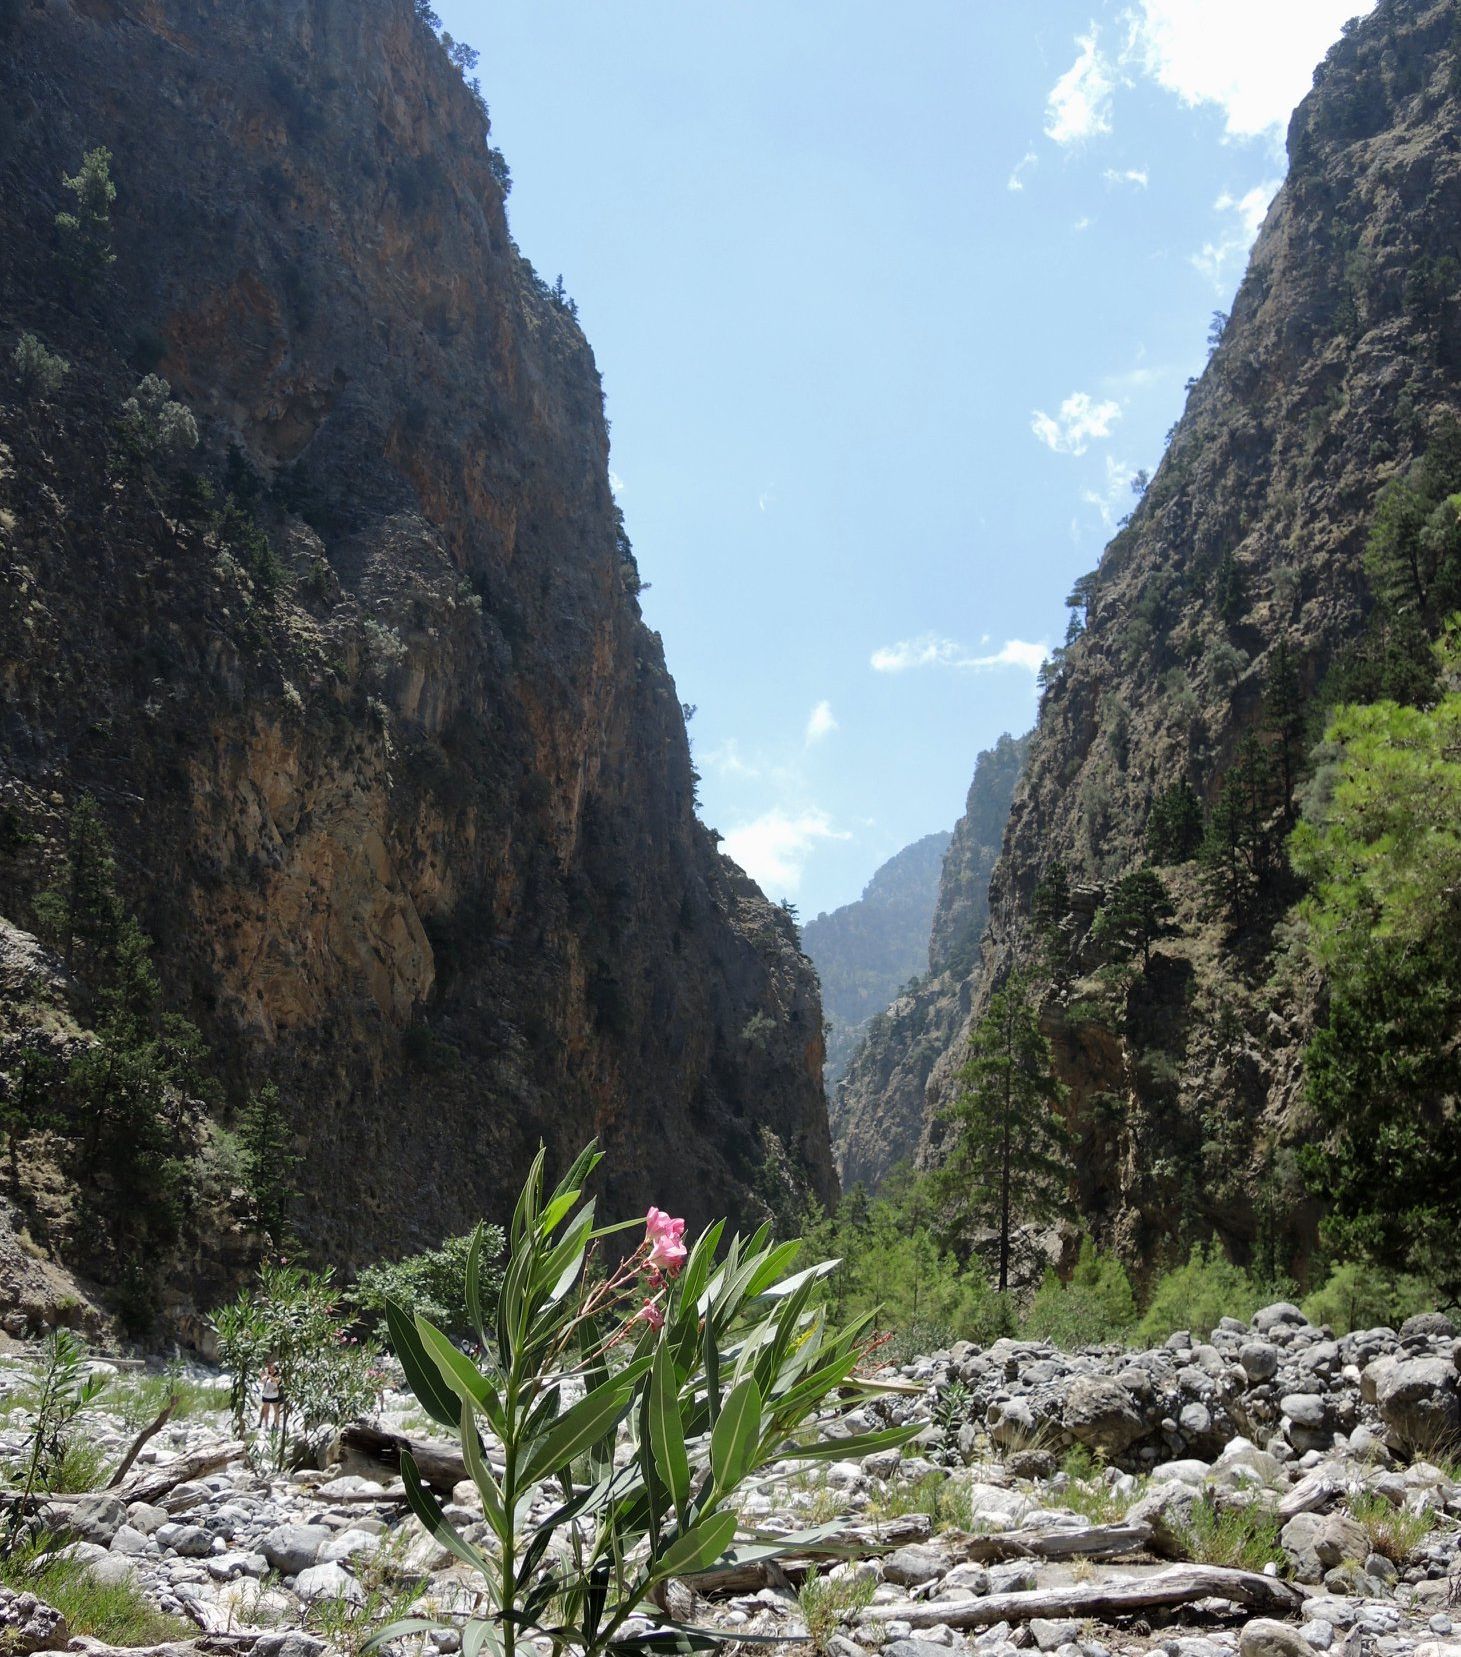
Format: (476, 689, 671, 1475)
(757, 485, 776, 513)
(721, 807, 849, 897)
(804, 700, 837, 744)
(701, 738, 759, 780)
(1045, 29, 1116, 145)
(1190, 179, 1281, 289)
(1073, 216, 1094, 233)
(1081, 454, 1141, 528)
(1030, 391, 1123, 455)
(870, 635, 1047, 675)
(1007, 150, 1039, 192)
(608, 469, 625, 496)
(1129, 0, 1378, 140)
(1103, 166, 1149, 188)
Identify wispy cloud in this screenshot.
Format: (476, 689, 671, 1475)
(1191, 179, 1280, 290)
(608, 469, 625, 496)
(701, 738, 760, 780)
(721, 807, 849, 897)
(1103, 166, 1149, 188)
(1031, 391, 1123, 456)
(1081, 454, 1140, 528)
(757, 484, 776, 513)
(1045, 29, 1116, 145)
(870, 635, 1047, 675)
(1129, 0, 1379, 141)
(804, 700, 838, 745)
(1007, 149, 1039, 192)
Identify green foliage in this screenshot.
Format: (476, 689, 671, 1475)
(1289, 639, 1461, 1297)
(1349, 1492, 1436, 1562)
(35, 793, 123, 977)
(55, 147, 116, 285)
(1091, 867, 1176, 969)
(118, 374, 198, 457)
(235, 1084, 300, 1241)
(1022, 1239, 1137, 1348)
(1213, 550, 1248, 625)
(373, 1142, 917, 1657)
(12, 332, 69, 403)
(3, 1331, 109, 1525)
(351, 1225, 507, 1340)
(866, 1469, 971, 1531)
(1200, 733, 1274, 921)
(798, 1567, 877, 1652)
(212, 495, 286, 597)
(1136, 1243, 1261, 1343)
(1031, 860, 1072, 976)
(935, 970, 1073, 1292)
(1263, 638, 1306, 819)
(213, 1262, 383, 1465)
(1146, 780, 1204, 864)
(1301, 1261, 1438, 1336)
(0, 1536, 193, 1647)
(1175, 1494, 1286, 1572)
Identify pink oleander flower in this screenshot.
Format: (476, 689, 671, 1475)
(636, 1300, 665, 1331)
(645, 1207, 688, 1275)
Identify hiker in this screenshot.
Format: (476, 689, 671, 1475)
(259, 1360, 283, 1429)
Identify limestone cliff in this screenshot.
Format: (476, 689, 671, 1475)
(831, 734, 1026, 1190)
(0, 0, 833, 1306)
(803, 830, 950, 1094)
(849, 0, 1461, 1268)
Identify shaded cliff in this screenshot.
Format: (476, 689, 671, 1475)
(850, 0, 1461, 1271)
(0, 0, 834, 1312)
(803, 830, 951, 1093)
(831, 734, 1026, 1189)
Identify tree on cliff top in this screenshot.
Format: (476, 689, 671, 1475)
(935, 969, 1074, 1293)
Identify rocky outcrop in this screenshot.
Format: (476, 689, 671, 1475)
(0, 0, 833, 1297)
(832, 734, 1026, 1190)
(803, 831, 951, 1094)
(842, 0, 1461, 1257)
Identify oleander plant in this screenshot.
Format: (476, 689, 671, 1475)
(374, 1143, 914, 1657)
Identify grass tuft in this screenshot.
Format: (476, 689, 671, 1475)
(798, 1566, 876, 1654)
(1174, 1496, 1287, 1573)
(0, 1540, 193, 1647)
(1349, 1492, 1437, 1562)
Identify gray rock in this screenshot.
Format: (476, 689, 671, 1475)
(1030, 1621, 1081, 1651)
(1281, 1510, 1368, 1583)
(885, 1644, 960, 1657)
(109, 1525, 151, 1556)
(260, 1522, 335, 1576)
(1240, 1343, 1280, 1382)
(1252, 1304, 1308, 1335)
(0, 1586, 69, 1656)
(294, 1560, 365, 1605)
(52, 1492, 127, 1546)
(882, 1545, 947, 1587)
(1281, 1394, 1328, 1428)
(127, 1501, 169, 1534)
(86, 1554, 141, 1587)
(1400, 1314, 1455, 1342)
(1062, 1376, 1146, 1456)
(1240, 1619, 1316, 1657)
(157, 1522, 214, 1558)
(1373, 1357, 1460, 1454)
(1127, 1483, 1199, 1557)
(252, 1636, 328, 1657)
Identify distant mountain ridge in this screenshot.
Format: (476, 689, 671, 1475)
(802, 831, 951, 1092)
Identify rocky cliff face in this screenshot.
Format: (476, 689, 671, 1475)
(0, 0, 833, 1298)
(849, 0, 1461, 1266)
(803, 830, 951, 1093)
(831, 734, 1026, 1190)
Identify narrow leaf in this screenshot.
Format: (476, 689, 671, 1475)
(709, 1376, 761, 1493)
(649, 1342, 691, 1519)
(652, 1509, 738, 1579)
(384, 1299, 461, 1429)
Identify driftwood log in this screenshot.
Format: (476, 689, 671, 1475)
(861, 1563, 1307, 1629)
(953, 1521, 1152, 1563)
(337, 1423, 475, 1496)
(106, 1399, 176, 1489)
(5, 1439, 244, 1516)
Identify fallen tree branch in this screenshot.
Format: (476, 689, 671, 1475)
(1278, 1472, 1342, 1519)
(954, 1522, 1152, 1563)
(337, 1424, 484, 1496)
(860, 1563, 1307, 1628)
(688, 1515, 934, 1593)
(119, 1439, 245, 1505)
(107, 1398, 176, 1489)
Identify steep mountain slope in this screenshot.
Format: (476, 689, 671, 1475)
(0, 0, 834, 1308)
(803, 830, 951, 1092)
(854, 0, 1461, 1271)
(831, 734, 1026, 1189)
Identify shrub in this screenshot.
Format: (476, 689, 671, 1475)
(1175, 1494, 1286, 1572)
(373, 1143, 917, 1657)
(12, 333, 69, 402)
(55, 147, 116, 284)
(1302, 1260, 1438, 1336)
(1349, 1491, 1436, 1562)
(1137, 1243, 1260, 1343)
(0, 1539, 192, 1646)
(350, 1225, 506, 1341)
(1023, 1239, 1137, 1348)
(118, 374, 197, 456)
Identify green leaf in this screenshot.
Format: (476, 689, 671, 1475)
(774, 1423, 920, 1462)
(384, 1298, 461, 1429)
(460, 1398, 508, 1542)
(463, 1619, 504, 1657)
(649, 1341, 690, 1519)
(740, 1239, 804, 1300)
(363, 1618, 447, 1653)
(414, 1310, 493, 1411)
(702, 1314, 721, 1428)
(652, 1509, 738, 1579)
(522, 1374, 634, 1484)
(510, 1145, 548, 1249)
(399, 1450, 492, 1575)
(710, 1376, 761, 1493)
(465, 1224, 491, 1349)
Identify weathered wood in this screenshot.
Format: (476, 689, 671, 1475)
(107, 1399, 176, 1489)
(43, 1638, 261, 1657)
(860, 1563, 1307, 1629)
(119, 1440, 245, 1504)
(1279, 1472, 1342, 1519)
(687, 1514, 933, 1593)
(953, 1522, 1152, 1564)
(337, 1423, 473, 1496)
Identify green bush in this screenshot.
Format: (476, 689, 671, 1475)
(350, 1225, 506, 1340)
(1023, 1238, 1137, 1348)
(0, 1539, 191, 1645)
(12, 332, 69, 402)
(1175, 1494, 1286, 1572)
(1301, 1260, 1438, 1336)
(1137, 1243, 1260, 1343)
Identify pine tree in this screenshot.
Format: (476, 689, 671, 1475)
(237, 1084, 300, 1242)
(935, 970, 1073, 1292)
(33, 794, 124, 979)
(1146, 780, 1204, 863)
(1213, 550, 1247, 625)
(1091, 867, 1176, 969)
(1262, 639, 1305, 821)
(55, 147, 116, 285)
(1031, 860, 1072, 977)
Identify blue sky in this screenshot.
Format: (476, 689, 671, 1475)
(435, 0, 1374, 921)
